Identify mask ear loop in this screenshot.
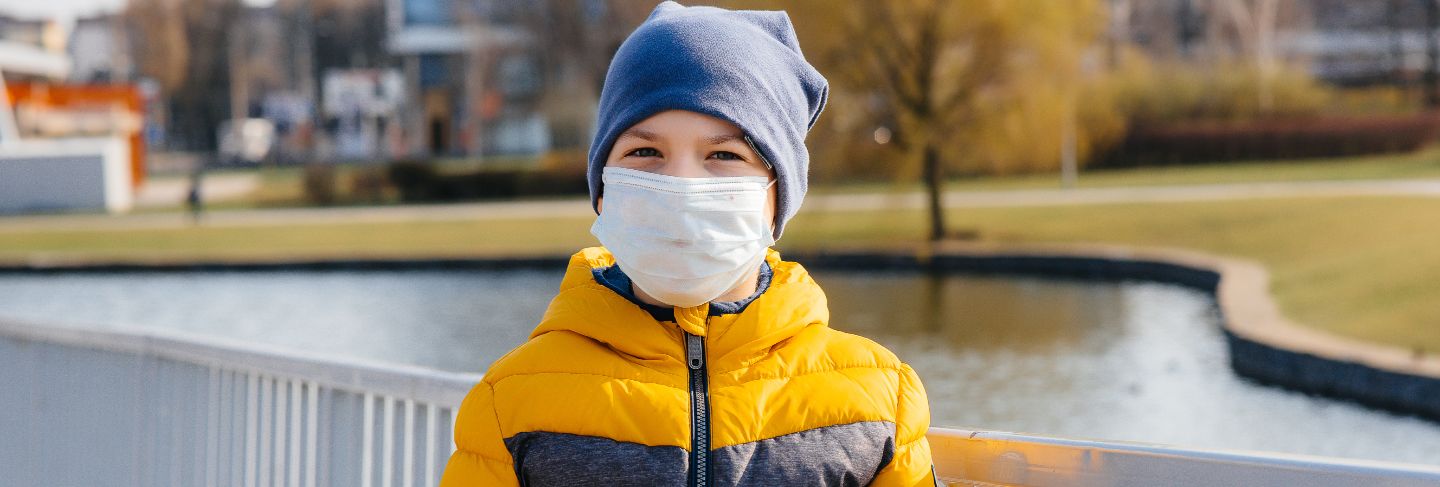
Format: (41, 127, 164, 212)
(746, 137, 779, 237)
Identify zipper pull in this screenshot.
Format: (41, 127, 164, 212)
(685, 333, 705, 370)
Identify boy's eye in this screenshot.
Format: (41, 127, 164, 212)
(710, 151, 746, 162)
(626, 147, 661, 158)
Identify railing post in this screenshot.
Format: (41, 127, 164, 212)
(403, 399, 415, 487)
(383, 395, 395, 487)
(260, 376, 272, 487)
(425, 403, 438, 487)
(245, 373, 258, 487)
(362, 392, 375, 487)
(289, 379, 302, 487)
(305, 381, 319, 487)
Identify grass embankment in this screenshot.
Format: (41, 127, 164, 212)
(2, 195, 1438, 353)
(813, 146, 1440, 194)
(152, 146, 1440, 209)
(793, 197, 1440, 354)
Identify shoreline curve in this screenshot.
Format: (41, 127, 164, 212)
(5, 242, 1437, 421)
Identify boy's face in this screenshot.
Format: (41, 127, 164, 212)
(598, 110, 778, 230)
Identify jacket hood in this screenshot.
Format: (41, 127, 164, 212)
(529, 246, 830, 367)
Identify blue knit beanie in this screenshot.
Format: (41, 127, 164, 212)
(586, 0, 829, 240)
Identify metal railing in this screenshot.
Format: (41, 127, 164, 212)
(928, 428, 1440, 486)
(0, 319, 479, 487)
(3, 318, 1438, 486)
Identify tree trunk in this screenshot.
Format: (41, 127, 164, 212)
(924, 143, 946, 242)
(1428, 0, 1440, 107)
(1107, 0, 1131, 69)
(1389, 0, 1404, 87)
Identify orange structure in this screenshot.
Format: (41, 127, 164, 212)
(3, 82, 146, 187)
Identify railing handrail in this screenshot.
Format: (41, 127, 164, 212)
(928, 427, 1440, 485)
(0, 318, 483, 407)
(6, 317, 1439, 486)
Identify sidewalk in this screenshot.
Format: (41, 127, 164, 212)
(133, 172, 260, 208)
(4, 178, 1440, 233)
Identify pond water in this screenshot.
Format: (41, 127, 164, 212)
(2, 268, 1438, 464)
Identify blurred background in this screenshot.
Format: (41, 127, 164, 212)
(0, 0, 1435, 212)
(3, 0, 1440, 474)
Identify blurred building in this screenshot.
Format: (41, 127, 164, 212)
(1284, 0, 1426, 87)
(0, 26, 140, 214)
(1122, 0, 1433, 87)
(385, 0, 549, 158)
(0, 14, 51, 50)
(321, 68, 403, 160)
(0, 13, 133, 84)
(68, 14, 134, 83)
(204, 0, 402, 164)
(0, 0, 640, 167)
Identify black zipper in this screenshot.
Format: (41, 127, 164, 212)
(684, 331, 711, 487)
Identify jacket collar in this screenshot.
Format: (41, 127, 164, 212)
(529, 246, 830, 367)
(591, 260, 773, 322)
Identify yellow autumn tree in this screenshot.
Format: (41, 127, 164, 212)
(766, 0, 1122, 241)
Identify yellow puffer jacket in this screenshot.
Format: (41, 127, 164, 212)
(441, 247, 937, 486)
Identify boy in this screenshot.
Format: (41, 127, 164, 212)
(442, 3, 939, 485)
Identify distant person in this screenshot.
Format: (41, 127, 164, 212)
(442, 2, 939, 486)
(186, 163, 204, 224)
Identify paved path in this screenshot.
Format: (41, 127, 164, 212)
(133, 173, 260, 208)
(806, 178, 1440, 210)
(4, 178, 1440, 233)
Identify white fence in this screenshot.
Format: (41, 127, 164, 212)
(0, 319, 478, 487)
(3, 318, 1438, 486)
(930, 428, 1440, 486)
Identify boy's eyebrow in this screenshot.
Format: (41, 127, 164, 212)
(618, 129, 745, 146)
(618, 128, 659, 142)
(704, 133, 743, 145)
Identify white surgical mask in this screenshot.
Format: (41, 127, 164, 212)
(591, 167, 776, 308)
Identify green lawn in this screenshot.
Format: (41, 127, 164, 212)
(2, 194, 1437, 353)
(145, 147, 1440, 211)
(789, 197, 1440, 353)
(0, 218, 599, 262)
(812, 147, 1440, 194)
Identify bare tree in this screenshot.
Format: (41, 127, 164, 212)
(124, 0, 244, 151)
(521, 0, 654, 97)
(1108, 0, 1134, 68)
(1220, 0, 1286, 111)
(1217, 0, 1318, 112)
(516, 1, 654, 150)
(123, 0, 189, 92)
(1428, 0, 1440, 107)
